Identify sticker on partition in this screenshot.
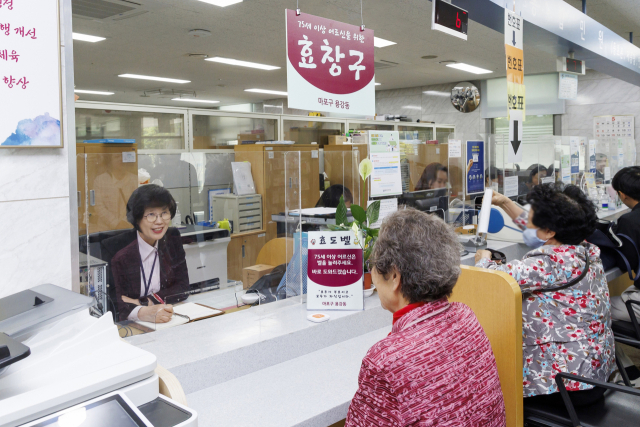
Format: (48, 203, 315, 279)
(448, 140, 461, 158)
(604, 167, 611, 181)
(268, 152, 274, 159)
(122, 152, 136, 163)
(504, 175, 519, 198)
(312, 150, 318, 159)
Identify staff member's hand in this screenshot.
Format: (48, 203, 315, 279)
(475, 250, 492, 264)
(138, 304, 174, 323)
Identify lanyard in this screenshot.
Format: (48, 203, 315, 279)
(398, 303, 451, 332)
(141, 250, 158, 298)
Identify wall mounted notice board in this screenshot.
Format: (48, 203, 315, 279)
(0, 0, 63, 148)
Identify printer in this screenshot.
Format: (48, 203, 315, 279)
(179, 225, 231, 294)
(0, 284, 197, 427)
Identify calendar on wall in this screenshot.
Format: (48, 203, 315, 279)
(593, 115, 634, 141)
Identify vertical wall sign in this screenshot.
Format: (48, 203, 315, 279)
(285, 9, 375, 116)
(0, 0, 63, 148)
(505, 9, 525, 120)
(466, 140, 485, 194)
(307, 230, 364, 311)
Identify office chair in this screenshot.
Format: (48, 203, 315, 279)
(611, 300, 640, 342)
(523, 336, 640, 427)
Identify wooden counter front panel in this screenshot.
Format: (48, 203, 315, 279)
(227, 232, 267, 281)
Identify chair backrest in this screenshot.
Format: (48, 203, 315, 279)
(256, 237, 295, 266)
(449, 265, 523, 427)
(79, 229, 132, 260)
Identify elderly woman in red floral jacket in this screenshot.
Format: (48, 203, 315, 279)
(345, 209, 505, 427)
(476, 184, 615, 407)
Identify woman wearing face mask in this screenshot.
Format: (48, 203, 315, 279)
(475, 184, 615, 407)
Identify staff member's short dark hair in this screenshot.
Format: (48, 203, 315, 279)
(526, 184, 597, 245)
(612, 166, 640, 201)
(126, 184, 177, 230)
(527, 164, 547, 181)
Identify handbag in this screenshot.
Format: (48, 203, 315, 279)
(587, 219, 640, 282)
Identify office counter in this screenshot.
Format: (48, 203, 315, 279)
(126, 239, 629, 427)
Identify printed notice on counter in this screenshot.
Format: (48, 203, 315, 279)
(541, 176, 555, 185)
(369, 131, 403, 197)
(307, 231, 364, 311)
(562, 155, 571, 184)
(504, 176, 519, 198)
(122, 152, 136, 163)
(448, 139, 461, 158)
(570, 137, 580, 174)
(604, 166, 611, 181)
(367, 198, 397, 229)
(588, 140, 597, 173)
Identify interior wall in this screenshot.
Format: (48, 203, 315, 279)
(375, 83, 486, 138)
(561, 69, 640, 154)
(0, 0, 75, 298)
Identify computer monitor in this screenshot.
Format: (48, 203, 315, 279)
(399, 189, 449, 217)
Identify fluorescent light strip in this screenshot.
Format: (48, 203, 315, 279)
(373, 37, 396, 48)
(423, 90, 450, 97)
(375, 83, 381, 86)
(172, 98, 219, 104)
(245, 88, 288, 96)
(74, 89, 114, 95)
(198, 0, 243, 6)
(72, 32, 105, 43)
(445, 63, 493, 74)
(118, 74, 191, 84)
(402, 106, 422, 110)
(206, 57, 280, 71)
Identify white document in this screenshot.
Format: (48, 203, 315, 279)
(231, 162, 256, 195)
(122, 152, 136, 163)
(369, 131, 403, 197)
(368, 198, 398, 229)
(558, 72, 578, 100)
(508, 110, 523, 163)
(477, 189, 493, 235)
(135, 303, 223, 331)
(504, 175, 519, 198)
(604, 167, 611, 181)
(448, 139, 462, 158)
(289, 208, 338, 216)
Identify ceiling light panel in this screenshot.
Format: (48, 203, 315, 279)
(373, 37, 396, 48)
(198, 0, 243, 6)
(245, 88, 288, 96)
(172, 98, 220, 104)
(445, 63, 493, 74)
(402, 106, 422, 110)
(118, 74, 191, 84)
(375, 83, 381, 86)
(74, 89, 114, 95)
(72, 32, 105, 43)
(206, 57, 280, 70)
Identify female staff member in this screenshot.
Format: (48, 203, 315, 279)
(346, 209, 505, 426)
(475, 184, 615, 405)
(111, 184, 189, 323)
(415, 162, 448, 190)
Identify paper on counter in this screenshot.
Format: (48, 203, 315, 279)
(368, 198, 398, 229)
(504, 176, 519, 198)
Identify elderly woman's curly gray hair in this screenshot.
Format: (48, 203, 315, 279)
(369, 209, 462, 303)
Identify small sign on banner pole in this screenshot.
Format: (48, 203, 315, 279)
(285, 9, 375, 116)
(307, 231, 364, 311)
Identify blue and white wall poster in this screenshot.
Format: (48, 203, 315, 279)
(466, 140, 484, 194)
(0, 0, 63, 148)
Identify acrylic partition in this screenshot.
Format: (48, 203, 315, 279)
(346, 120, 395, 133)
(282, 117, 345, 146)
(191, 112, 278, 149)
(283, 151, 305, 301)
(322, 149, 361, 208)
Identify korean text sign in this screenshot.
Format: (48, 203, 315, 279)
(0, 0, 62, 148)
(369, 131, 403, 197)
(307, 231, 364, 311)
(466, 140, 485, 194)
(286, 9, 375, 116)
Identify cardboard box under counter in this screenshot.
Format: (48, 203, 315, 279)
(327, 136, 348, 145)
(243, 264, 275, 289)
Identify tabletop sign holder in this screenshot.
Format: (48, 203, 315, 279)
(306, 231, 364, 311)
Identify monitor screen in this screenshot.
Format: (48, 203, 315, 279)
(434, 0, 468, 36)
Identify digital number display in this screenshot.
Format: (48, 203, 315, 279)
(565, 58, 583, 74)
(434, 0, 468, 35)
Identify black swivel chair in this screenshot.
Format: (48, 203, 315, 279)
(79, 229, 134, 322)
(612, 299, 640, 341)
(523, 336, 640, 427)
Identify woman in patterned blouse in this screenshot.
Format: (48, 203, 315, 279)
(346, 209, 506, 427)
(476, 184, 615, 407)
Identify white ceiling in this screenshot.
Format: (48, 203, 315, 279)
(71, 0, 571, 108)
(564, 0, 640, 44)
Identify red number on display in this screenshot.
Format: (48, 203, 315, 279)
(456, 12, 461, 28)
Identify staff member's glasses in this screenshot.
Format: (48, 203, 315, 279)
(143, 212, 171, 222)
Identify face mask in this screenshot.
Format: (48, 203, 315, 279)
(523, 227, 547, 248)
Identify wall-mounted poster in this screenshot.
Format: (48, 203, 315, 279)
(0, 0, 63, 148)
(285, 9, 375, 116)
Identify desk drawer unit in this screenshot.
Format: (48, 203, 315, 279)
(211, 194, 263, 234)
